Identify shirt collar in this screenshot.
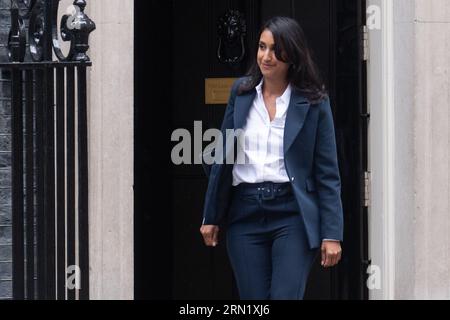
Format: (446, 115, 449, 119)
(255, 78, 292, 104)
(255, 78, 264, 95)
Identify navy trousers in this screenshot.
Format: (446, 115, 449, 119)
(225, 182, 318, 300)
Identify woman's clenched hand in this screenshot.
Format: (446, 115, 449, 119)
(200, 225, 220, 247)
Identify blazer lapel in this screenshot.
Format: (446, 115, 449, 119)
(233, 89, 256, 130)
(283, 89, 311, 154)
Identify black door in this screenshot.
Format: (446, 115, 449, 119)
(134, 0, 368, 300)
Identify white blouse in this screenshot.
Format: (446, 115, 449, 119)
(232, 79, 292, 186)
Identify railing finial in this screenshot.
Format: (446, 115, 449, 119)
(70, 0, 96, 62)
(54, 0, 96, 62)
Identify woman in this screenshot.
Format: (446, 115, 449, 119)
(200, 16, 343, 300)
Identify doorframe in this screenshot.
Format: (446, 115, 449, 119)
(366, 0, 395, 299)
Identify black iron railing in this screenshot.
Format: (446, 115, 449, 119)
(1, 0, 94, 300)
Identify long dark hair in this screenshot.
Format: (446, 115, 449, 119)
(238, 16, 327, 103)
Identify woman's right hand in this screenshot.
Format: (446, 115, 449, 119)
(200, 225, 219, 247)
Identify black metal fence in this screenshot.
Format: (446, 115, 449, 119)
(0, 0, 94, 300)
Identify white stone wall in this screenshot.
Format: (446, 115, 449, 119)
(87, 0, 134, 300)
(412, 0, 450, 300)
(391, 0, 450, 299)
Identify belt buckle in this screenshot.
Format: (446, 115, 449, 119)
(261, 184, 275, 200)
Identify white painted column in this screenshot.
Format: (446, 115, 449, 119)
(367, 0, 396, 300)
(86, 0, 134, 300)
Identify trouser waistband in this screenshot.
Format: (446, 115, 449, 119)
(233, 181, 292, 200)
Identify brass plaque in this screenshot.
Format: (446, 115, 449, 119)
(205, 78, 237, 104)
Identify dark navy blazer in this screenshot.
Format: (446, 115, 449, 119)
(202, 77, 344, 249)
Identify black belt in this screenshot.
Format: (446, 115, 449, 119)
(233, 181, 292, 200)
